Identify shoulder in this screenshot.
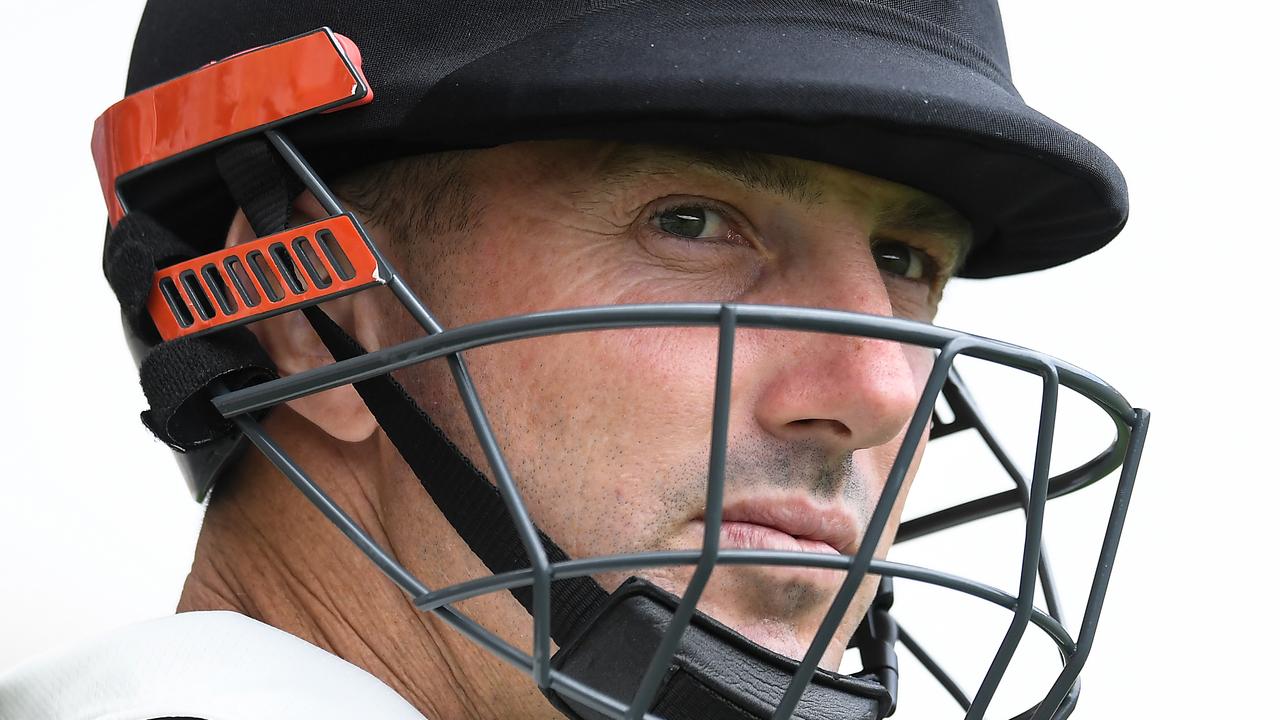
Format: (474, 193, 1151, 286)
(0, 611, 427, 720)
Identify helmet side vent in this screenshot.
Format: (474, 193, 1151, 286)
(178, 270, 215, 321)
(268, 242, 308, 295)
(201, 263, 238, 315)
(245, 249, 285, 303)
(293, 237, 333, 288)
(316, 228, 356, 281)
(223, 256, 261, 308)
(156, 276, 194, 329)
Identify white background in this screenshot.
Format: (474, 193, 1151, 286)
(1, 2, 1275, 717)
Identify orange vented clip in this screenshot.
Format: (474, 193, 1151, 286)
(148, 215, 381, 342)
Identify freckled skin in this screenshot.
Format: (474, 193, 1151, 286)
(367, 142, 952, 671)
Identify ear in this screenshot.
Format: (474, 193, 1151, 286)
(226, 193, 380, 442)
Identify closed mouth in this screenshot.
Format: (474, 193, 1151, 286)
(692, 495, 861, 555)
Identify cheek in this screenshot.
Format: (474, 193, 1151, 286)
(402, 207, 632, 324)
(380, 211, 738, 564)
(883, 275, 941, 322)
(436, 321, 724, 562)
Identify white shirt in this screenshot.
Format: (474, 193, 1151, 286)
(0, 611, 427, 720)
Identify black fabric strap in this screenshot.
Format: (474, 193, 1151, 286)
(215, 138, 302, 237)
(302, 305, 610, 645)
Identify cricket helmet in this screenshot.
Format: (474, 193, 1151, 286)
(94, 2, 1147, 718)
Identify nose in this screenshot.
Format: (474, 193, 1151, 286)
(748, 246, 923, 455)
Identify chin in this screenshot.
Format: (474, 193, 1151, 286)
(637, 563, 852, 667)
(713, 615, 827, 664)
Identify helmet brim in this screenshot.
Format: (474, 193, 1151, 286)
(352, 7, 1128, 278)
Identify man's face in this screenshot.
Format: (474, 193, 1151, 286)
(360, 140, 969, 669)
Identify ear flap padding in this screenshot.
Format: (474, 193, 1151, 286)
(139, 328, 277, 451)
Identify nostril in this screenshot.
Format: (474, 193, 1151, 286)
(786, 418, 852, 438)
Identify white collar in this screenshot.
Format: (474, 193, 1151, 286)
(0, 611, 427, 720)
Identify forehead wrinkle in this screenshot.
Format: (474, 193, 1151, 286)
(593, 144, 826, 207)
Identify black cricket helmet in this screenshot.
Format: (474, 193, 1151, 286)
(95, 2, 1147, 718)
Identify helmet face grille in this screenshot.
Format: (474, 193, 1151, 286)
(217, 293, 1147, 719)
(200, 130, 1146, 718)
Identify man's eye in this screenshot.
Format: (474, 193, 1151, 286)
(873, 240, 932, 281)
(653, 206, 731, 241)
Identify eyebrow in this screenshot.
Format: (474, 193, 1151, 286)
(595, 145, 826, 207)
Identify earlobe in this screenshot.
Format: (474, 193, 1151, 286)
(225, 196, 380, 443)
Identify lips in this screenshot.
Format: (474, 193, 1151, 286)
(718, 521, 841, 555)
(694, 497, 860, 555)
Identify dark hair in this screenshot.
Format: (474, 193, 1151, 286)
(335, 151, 477, 259)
